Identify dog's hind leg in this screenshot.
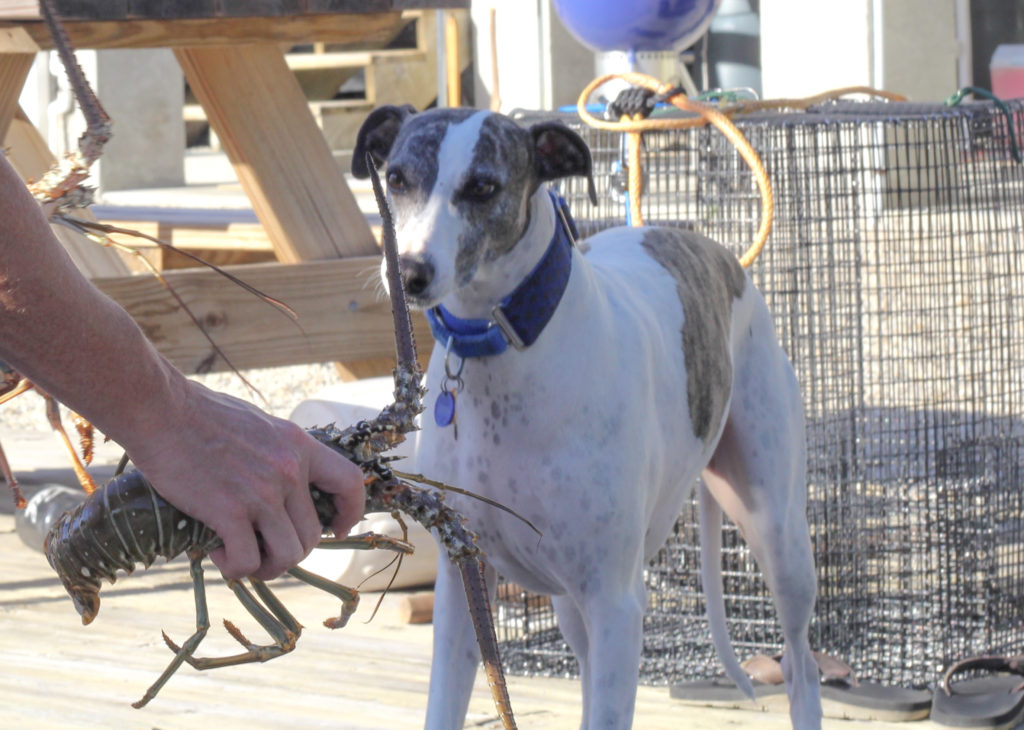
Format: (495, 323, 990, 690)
(703, 422, 821, 729)
(425, 554, 491, 728)
(701, 315, 822, 730)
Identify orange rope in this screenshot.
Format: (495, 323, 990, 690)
(625, 119, 645, 227)
(577, 73, 907, 267)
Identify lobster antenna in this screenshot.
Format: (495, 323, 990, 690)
(366, 154, 418, 369)
(39, 0, 110, 166)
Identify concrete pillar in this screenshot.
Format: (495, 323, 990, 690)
(878, 0, 960, 101)
(43, 48, 185, 192)
(94, 49, 185, 191)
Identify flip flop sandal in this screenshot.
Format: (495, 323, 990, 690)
(932, 655, 1024, 729)
(670, 652, 932, 721)
(819, 677, 932, 722)
(669, 653, 812, 712)
(810, 652, 931, 722)
(668, 676, 789, 710)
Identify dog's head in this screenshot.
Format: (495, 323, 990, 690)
(353, 106, 594, 308)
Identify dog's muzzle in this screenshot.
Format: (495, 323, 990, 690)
(399, 254, 434, 298)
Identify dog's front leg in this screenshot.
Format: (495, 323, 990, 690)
(425, 551, 491, 728)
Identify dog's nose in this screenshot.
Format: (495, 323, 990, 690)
(399, 254, 434, 297)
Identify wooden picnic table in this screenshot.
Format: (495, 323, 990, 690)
(0, 1, 453, 375)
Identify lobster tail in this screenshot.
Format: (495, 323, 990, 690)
(44, 510, 104, 624)
(44, 470, 219, 624)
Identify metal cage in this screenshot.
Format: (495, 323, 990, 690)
(495, 99, 1024, 688)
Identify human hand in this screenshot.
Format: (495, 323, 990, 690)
(0, 152, 363, 580)
(122, 380, 365, 581)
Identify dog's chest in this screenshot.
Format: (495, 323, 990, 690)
(413, 232, 742, 587)
(417, 361, 650, 591)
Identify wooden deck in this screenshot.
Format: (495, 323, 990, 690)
(0, 498, 937, 730)
(0, 430, 938, 728)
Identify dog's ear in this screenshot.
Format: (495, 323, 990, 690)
(530, 121, 598, 205)
(352, 104, 416, 178)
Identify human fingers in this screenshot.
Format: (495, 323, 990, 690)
(207, 517, 262, 580)
(306, 440, 365, 538)
(249, 509, 306, 581)
(283, 470, 323, 555)
(199, 468, 316, 581)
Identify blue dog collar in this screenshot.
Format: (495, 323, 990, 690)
(426, 191, 578, 359)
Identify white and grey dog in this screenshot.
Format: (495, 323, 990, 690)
(353, 105, 821, 730)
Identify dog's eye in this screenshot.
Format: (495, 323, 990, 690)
(462, 179, 498, 202)
(387, 170, 406, 192)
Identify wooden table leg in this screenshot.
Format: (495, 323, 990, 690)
(174, 44, 378, 264)
(0, 28, 38, 138)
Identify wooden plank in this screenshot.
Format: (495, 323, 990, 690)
(175, 43, 377, 264)
(0, 0, 466, 20)
(0, 12, 409, 50)
(96, 218, 275, 270)
(2, 106, 51, 177)
(98, 217, 272, 248)
(444, 10, 459, 106)
(92, 206, 273, 253)
(0, 2, 37, 21)
(0, 27, 37, 137)
(315, 11, 441, 152)
(2, 105, 133, 279)
(285, 47, 423, 71)
(0, 24, 37, 51)
(92, 257, 432, 374)
(185, 97, 375, 126)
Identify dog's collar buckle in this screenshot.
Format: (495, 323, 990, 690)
(489, 305, 527, 351)
(427, 190, 576, 359)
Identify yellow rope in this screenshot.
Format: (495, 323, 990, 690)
(577, 73, 907, 268)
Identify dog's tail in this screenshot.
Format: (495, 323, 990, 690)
(699, 482, 757, 701)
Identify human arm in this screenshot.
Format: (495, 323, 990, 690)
(0, 153, 364, 580)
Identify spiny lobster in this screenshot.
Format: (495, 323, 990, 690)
(43, 160, 517, 727)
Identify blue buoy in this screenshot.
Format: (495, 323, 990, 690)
(552, 0, 721, 53)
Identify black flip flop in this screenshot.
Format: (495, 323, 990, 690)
(670, 652, 789, 709)
(670, 652, 932, 721)
(669, 675, 788, 710)
(820, 677, 932, 722)
(932, 655, 1024, 729)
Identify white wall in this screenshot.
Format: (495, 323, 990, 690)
(761, 0, 960, 101)
(761, 0, 873, 97)
(471, 0, 594, 113)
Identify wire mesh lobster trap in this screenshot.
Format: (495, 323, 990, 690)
(496, 98, 1024, 688)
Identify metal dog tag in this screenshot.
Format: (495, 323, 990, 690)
(434, 389, 457, 428)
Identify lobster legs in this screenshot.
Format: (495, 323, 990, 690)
(138, 565, 301, 709)
(459, 560, 515, 728)
(135, 533, 413, 708)
(134, 549, 212, 708)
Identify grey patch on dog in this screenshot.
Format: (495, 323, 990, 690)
(452, 114, 535, 285)
(385, 108, 479, 220)
(641, 228, 746, 443)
